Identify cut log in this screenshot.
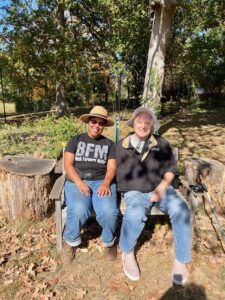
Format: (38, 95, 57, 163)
(0, 156, 56, 221)
(183, 158, 225, 214)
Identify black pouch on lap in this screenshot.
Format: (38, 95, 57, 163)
(82, 172, 94, 180)
(76, 168, 105, 180)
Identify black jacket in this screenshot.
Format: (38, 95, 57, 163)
(116, 133, 178, 193)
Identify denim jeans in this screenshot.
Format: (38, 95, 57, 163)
(63, 179, 119, 247)
(119, 186, 191, 263)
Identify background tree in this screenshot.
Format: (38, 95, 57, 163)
(0, 0, 224, 115)
(0, 0, 104, 114)
(166, 0, 225, 105)
(142, 0, 179, 112)
(0, 0, 151, 114)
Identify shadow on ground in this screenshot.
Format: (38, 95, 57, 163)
(160, 283, 207, 300)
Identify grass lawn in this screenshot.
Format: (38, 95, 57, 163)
(0, 101, 16, 115)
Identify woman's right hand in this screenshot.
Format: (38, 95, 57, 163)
(76, 179, 91, 196)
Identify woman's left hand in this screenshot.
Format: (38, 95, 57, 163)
(97, 182, 111, 197)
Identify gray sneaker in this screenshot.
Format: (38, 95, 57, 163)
(172, 259, 189, 285)
(122, 252, 140, 281)
(61, 241, 76, 265)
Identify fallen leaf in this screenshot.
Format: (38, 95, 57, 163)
(80, 248, 88, 253)
(49, 277, 59, 285)
(152, 225, 168, 243)
(208, 254, 224, 264)
(0, 256, 6, 265)
(26, 263, 36, 277)
(201, 239, 213, 249)
(74, 288, 87, 299)
(3, 279, 14, 286)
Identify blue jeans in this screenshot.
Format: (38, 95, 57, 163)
(119, 186, 191, 263)
(63, 179, 119, 247)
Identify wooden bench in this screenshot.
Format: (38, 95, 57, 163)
(50, 147, 196, 253)
(50, 175, 170, 253)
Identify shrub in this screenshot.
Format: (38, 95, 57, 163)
(0, 114, 83, 159)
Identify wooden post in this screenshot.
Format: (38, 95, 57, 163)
(114, 115, 120, 144)
(49, 149, 66, 253)
(55, 198, 63, 253)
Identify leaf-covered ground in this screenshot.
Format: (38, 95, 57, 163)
(0, 109, 225, 299)
(0, 207, 224, 300)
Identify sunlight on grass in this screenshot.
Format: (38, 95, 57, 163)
(0, 115, 83, 158)
(0, 101, 16, 114)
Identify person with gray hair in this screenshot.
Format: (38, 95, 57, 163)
(116, 107, 191, 285)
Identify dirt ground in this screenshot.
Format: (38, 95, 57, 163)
(0, 110, 225, 300)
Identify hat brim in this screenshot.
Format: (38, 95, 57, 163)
(80, 113, 114, 127)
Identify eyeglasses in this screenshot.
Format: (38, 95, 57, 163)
(135, 120, 152, 127)
(89, 119, 105, 127)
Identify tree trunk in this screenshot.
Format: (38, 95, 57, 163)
(55, 81, 68, 117)
(142, 0, 179, 112)
(55, 2, 68, 117)
(0, 156, 56, 221)
(104, 74, 110, 105)
(183, 158, 225, 215)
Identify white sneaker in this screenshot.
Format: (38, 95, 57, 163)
(122, 252, 140, 281)
(172, 259, 189, 285)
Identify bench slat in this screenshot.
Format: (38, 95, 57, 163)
(119, 198, 165, 215)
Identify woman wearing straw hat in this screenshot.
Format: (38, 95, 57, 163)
(61, 106, 119, 264)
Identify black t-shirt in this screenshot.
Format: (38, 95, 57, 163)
(65, 133, 116, 179)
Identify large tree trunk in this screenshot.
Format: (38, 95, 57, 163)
(55, 3, 68, 117)
(0, 156, 56, 221)
(142, 0, 179, 112)
(55, 81, 68, 117)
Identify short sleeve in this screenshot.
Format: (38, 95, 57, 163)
(108, 143, 116, 160)
(65, 136, 78, 154)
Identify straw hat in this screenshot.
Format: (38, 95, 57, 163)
(127, 107, 161, 132)
(80, 106, 114, 127)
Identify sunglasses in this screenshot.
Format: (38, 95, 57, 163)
(89, 119, 106, 127)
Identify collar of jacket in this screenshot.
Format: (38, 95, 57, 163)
(122, 133, 158, 161)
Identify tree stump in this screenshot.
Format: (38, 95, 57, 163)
(0, 156, 56, 221)
(183, 158, 225, 214)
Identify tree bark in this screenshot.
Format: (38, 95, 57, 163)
(55, 2, 68, 117)
(0, 67, 7, 123)
(115, 71, 121, 112)
(55, 81, 68, 117)
(0, 156, 56, 221)
(104, 74, 110, 105)
(142, 0, 179, 112)
(183, 157, 225, 215)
